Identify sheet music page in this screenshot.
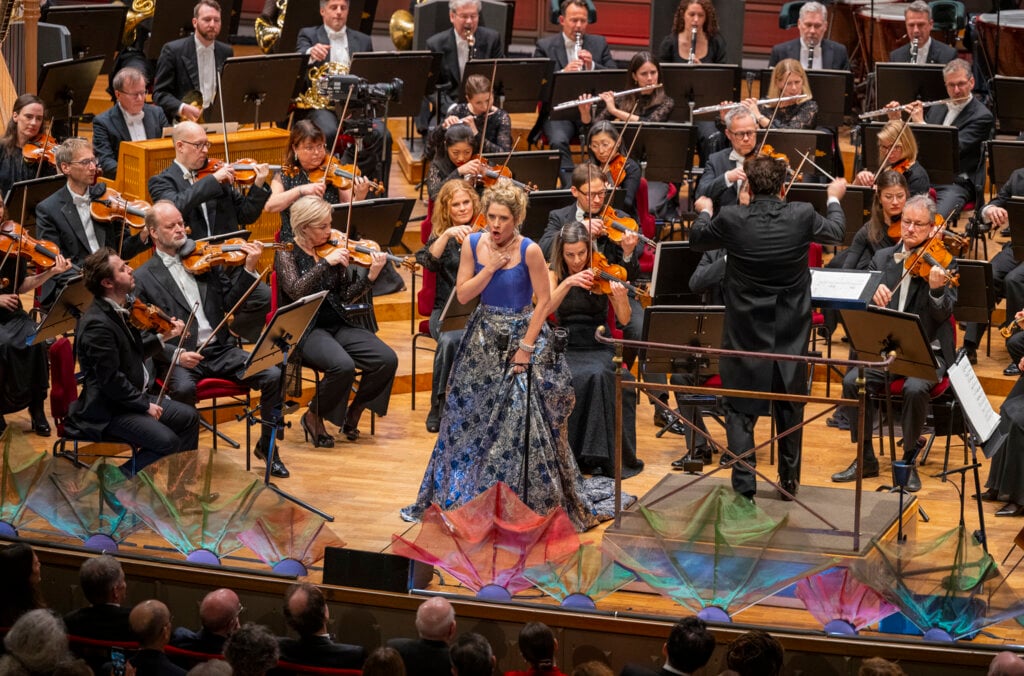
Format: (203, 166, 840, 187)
(810, 269, 876, 304)
(947, 357, 1001, 443)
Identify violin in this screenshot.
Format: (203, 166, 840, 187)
(903, 236, 959, 287)
(23, 134, 57, 165)
(128, 296, 177, 335)
(195, 158, 282, 185)
(467, 157, 536, 193)
(605, 154, 627, 187)
(0, 221, 77, 272)
(887, 215, 902, 241)
(589, 250, 651, 307)
(90, 187, 151, 231)
(181, 238, 293, 275)
(597, 205, 656, 250)
(314, 229, 418, 271)
(889, 158, 911, 174)
(306, 159, 386, 195)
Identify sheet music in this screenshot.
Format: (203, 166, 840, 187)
(810, 269, 879, 307)
(947, 356, 1001, 443)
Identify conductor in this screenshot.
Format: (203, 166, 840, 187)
(691, 155, 846, 501)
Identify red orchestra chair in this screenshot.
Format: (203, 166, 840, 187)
(636, 177, 657, 277)
(165, 644, 222, 670)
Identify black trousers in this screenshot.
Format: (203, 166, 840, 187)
(725, 400, 803, 496)
(107, 396, 199, 476)
(841, 367, 936, 464)
(542, 117, 585, 188)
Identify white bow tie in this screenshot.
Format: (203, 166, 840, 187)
(71, 193, 92, 208)
(327, 29, 345, 41)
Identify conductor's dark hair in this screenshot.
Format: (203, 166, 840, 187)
(83, 247, 119, 298)
(743, 154, 788, 195)
(665, 617, 715, 672)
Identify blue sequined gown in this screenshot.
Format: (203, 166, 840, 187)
(402, 234, 600, 531)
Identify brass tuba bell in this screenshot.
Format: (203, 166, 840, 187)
(389, 9, 414, 50)
(122, 0, 156, 48)
(255, 0, 288, 54)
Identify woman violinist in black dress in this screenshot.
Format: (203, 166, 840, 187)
(0, 94, 56, 199)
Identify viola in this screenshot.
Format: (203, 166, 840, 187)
(90, 187, 151, 231)
(903, 236, 959, 287)
(180, 238, 293, 275)
(307, 159, 386, 195)
(589, 250, 651, 307)
(23, 134, 57, 165)
(0, 220, 77, 272)
(195, 158, 282, 185)
(467, 157, 536, 193)
(128, 296, 176, 335)
(597, 205, 656, 250)
(314, 229, 418, 271)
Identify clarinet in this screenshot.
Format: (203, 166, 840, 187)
(574, 31, 583, 64)
(688, 25, 698, 64)
(909, 37, 919, 64)
(466, 29, 475, 61)
(807, 43, 815, 70)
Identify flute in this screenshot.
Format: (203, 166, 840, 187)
(690, 94, 807, 116)
(858, 96, 969, 120)
(552, 84, 663, 111)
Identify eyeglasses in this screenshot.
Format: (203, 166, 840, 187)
(902, 220, 932, 229)
(67, 158, 98, 167)
(297, 144, 327, 153)
(730, 130, 757, 139)
(577, 189, 607, 199)
(181, 140, 213, 151)
(118, 90, 147, 98)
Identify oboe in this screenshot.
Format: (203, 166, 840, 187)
(909, 37, 919, 64)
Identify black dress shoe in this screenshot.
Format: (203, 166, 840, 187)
(300, 411, 335, 448)
(966, 348, 978, 365)
(974, 488, 1000, 502)
(29, 407, 51, 437)
(1005, 363, 1021, 377)
(832, 460, 880, 483)
(996, 502, 1024, 517)
(425, 419, 440, 434)
(254, 441, 290, 479)
(779, 479, 798, 501)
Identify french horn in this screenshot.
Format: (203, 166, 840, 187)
(255, 0, 287, 54)
(293, 62, 349, 110)
(122, 0, 156, 48)
(389, 9, 414, 50)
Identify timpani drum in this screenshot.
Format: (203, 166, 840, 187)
(975, 11, 1024, 77)
(855, 4, 911, 72)
(831, 0, 898, 60)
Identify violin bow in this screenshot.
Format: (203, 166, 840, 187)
(196, 267, 269, 353)
(754, 94, 787, 156)
(155, 301, 201, 406)
(323, 85, 356, 187)
(782, 149, 812, 197)
(33, 117, 54, 180)
(596, 100, 642, 220)
(475, 60, 499, 159)
(893, 207, 957, 289)
(871, 116, 911, 184)
(217, 70, 230, 163)
(344, 143, 360, 241)
(496, 135, 520, 182)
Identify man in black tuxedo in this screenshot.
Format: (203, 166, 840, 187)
(387, 597, 456, 676)
(94, 67, 169, 180)
(295, 0, 392, 188)
(278, 583, 366, 669)
(695, 106, 758, 212)
(768, 1, 850, 70)
(170, 588, 242, 656)
(534, 0, 616, 187)
(133, 201, 285, 478)
(129, 600, 186, 676)
(898, 58, 994, 218)
(889, 1, 958, 64)
(692, 156, 846, 500)
(620, 617, 715, 676)
(426, 0, 504, 110)
(832, 195, 957, 490)
(63, 555, 133, 642)
(67, 249, 199, 478)
(147, 122, 272, 340)
(153, 0, 233, 123)
(35, 138, 151, 306)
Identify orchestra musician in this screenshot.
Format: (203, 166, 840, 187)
(656, 0, 727, 64)
(66, 248, 200, 479)
(768, 1, 850, 70)
(842, 170, 909, 271)
(853, 121, 931, 196)
(426, 0, 504, 109)
(132, 201, 286, 478)
(582, 121, 640, 218)
(534, 0, 617, 188)
(889, 59, 993, 219)
(425, 124, 488, 202)
(275, 196, 398, 448)
(93, 67, 170, 180)
(981, 366, 1024, 517)
(295, 0, 391, 189)
(430, 74, 512, 158)
(34, 138, 151, 306)
(831, 195, 957, 491)
(547, 221, 643, 478)
(415, 180, 479, 433)
(0, 194, 72, 437)
(696, 106, 758, 210)
(749, 59, 817, 130)
(691, 154, 846, 501)
(147, 121, 272, 341)
(889, 1, 957, 65)
(265, 120, 371, 245)
(153, 0, 233, 123)
(578, 52, 675, 126)
(0, 94, 56, 198)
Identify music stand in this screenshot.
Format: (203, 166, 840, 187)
(521, 189, 573, 242)
(144, 1, 231, 60)
(330, 198, 416, 249)
(992, 75, 1024, 134)
(659, 64, 741, 124)
(438, 287, 480, 333)
(37, 56, 104, 124)
(349, 52, 439, 119)
(810, 269, 882, 309)
(203, 54, 306, 127)
(861, 123, 960, 185)
(839, 306, 938, 380)
(463, 58, 556, 113)
(953, 259, 995, 327)
(613, 123, 694, 183)
(5, 176, 65, 231)
(785, 183, 873, 246)
(640, 305, 725, 376)
(29, 275, 91, 345)
(650, 241, 705, 305)
(754, 129, 835, 180)
(483, 151, 561, 190)
(548, 70, 626, 122)
(987, 139, 1024, 191)
(874, 63, 947, 111)
(243, 290, 330, 519)
(1006, 199, 1024, 259)
(758, 68, 853, 128)
(41, 4, 127, 75)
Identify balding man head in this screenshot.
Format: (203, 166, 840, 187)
(172, 121, 212, 171)
(130, 600, 172, 650)
(200, 588, 243, 637)
(415, 597, 456, 643)
(284, 583, 328, 639)
(990, 652, 1024, 676)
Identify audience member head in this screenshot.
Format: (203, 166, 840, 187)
(989, 651, 1024, 676)
(450, 632, 494, 676)
(672, 0, 719, 37)
(224, 623, 280, 676)
(0, 609, 70, 675)
(284, 583, 329, 639)
(130, 599, 173, 650)
(433, 179, 480, 235)
(744, 154, 788, 196)
(52, 658, 94, 676)
(414, 597, 457, 642)
(363, 646, 407, 676)
(199, 588, 243, 637)
(571, 661, 613, 676)
(665, 617, 715, 673)
(725, 630, 784, 676)
(796, 1, 828, 47)
(187, 660, 233, 676)
(517, 622, 558, 671)
(2, 93, 45, 151)
(0, 543, 44, 625)
(480, 182, 528, 228)
(79, 554, 127, 607)
(859, 657, 907, 675)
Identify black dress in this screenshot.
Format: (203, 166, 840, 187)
(0, 260, 48, 414)
(0, 148, 55, 199)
